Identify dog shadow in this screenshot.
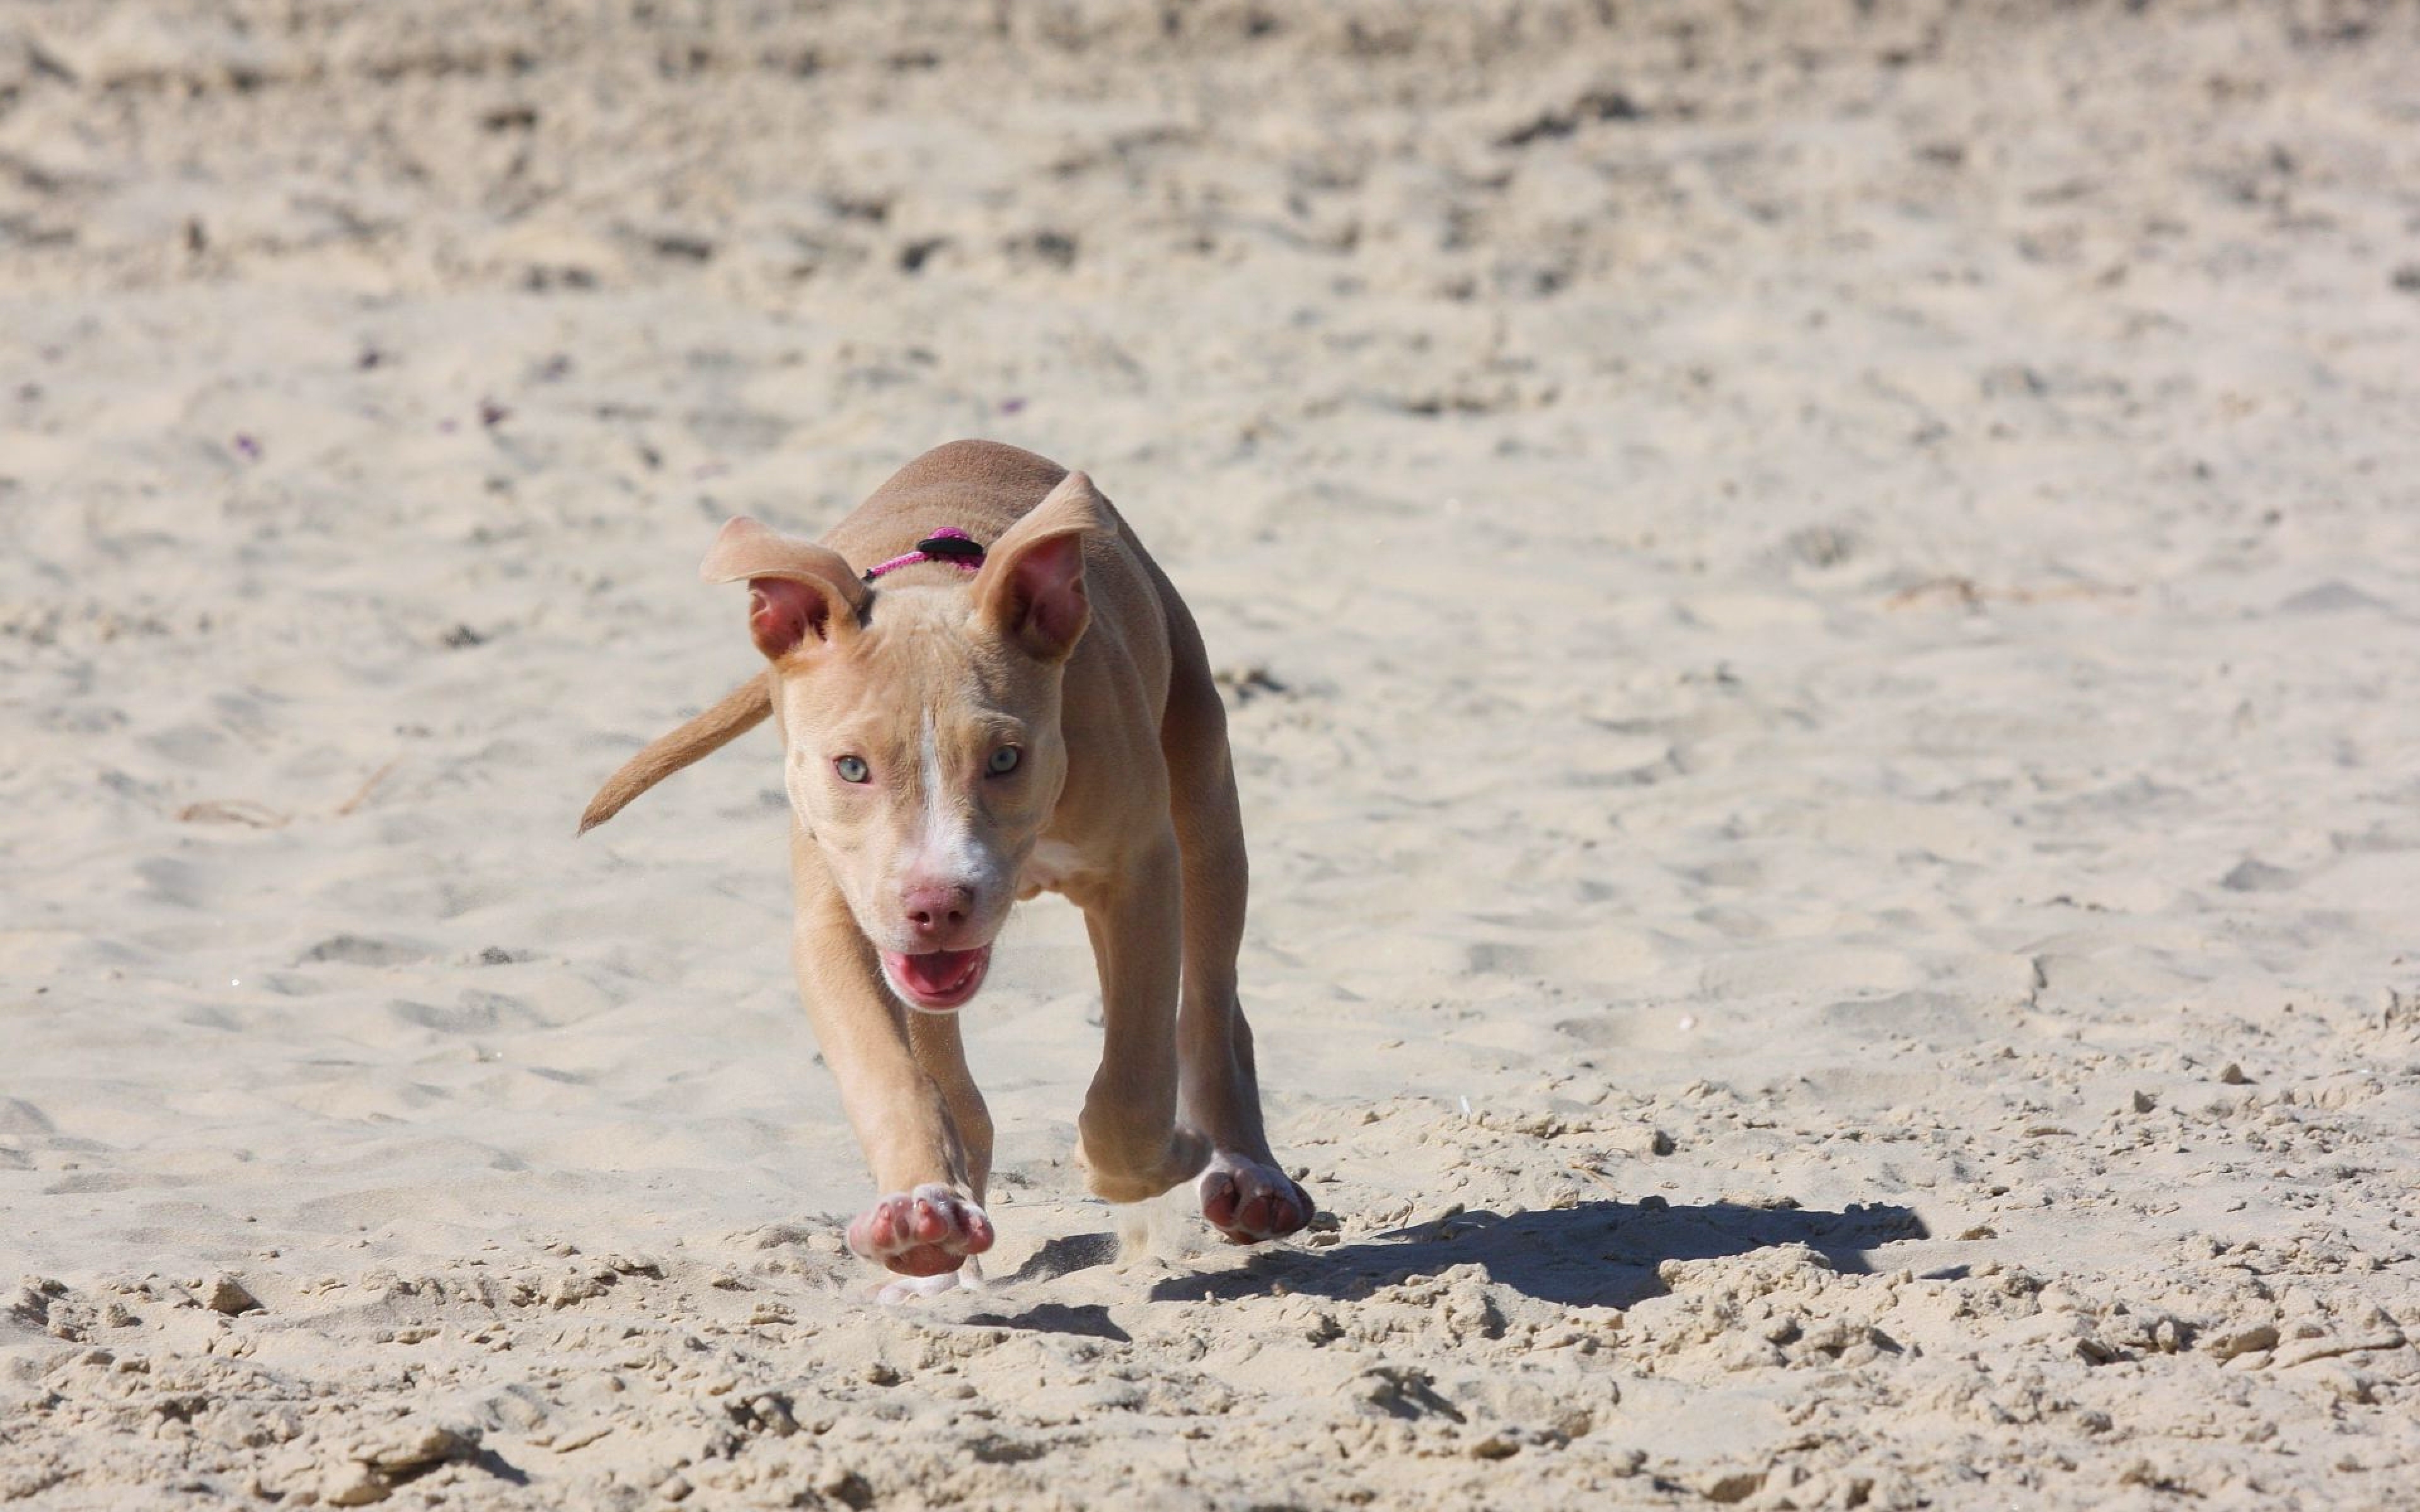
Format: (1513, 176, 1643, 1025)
(959, 1300, 1132, 1341)
(1146, 1199, 1930, 1310)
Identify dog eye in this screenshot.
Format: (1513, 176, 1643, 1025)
(834, 755, 871, 784)
(987, 746, 1022, 777)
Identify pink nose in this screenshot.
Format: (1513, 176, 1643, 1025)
(902, 882, 973, 936)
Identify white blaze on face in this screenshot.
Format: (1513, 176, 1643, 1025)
(909, 706, 1001, 902)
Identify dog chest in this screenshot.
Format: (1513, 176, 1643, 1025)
(1015, 839, 1096, 899)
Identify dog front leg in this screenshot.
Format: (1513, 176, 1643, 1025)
(1162, 657, 1313, 1244)
(1072, 832, 1211, 1203)
(788, 845, 993, 1283)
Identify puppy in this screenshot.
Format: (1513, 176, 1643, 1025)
(582, 440, 1311, 1290)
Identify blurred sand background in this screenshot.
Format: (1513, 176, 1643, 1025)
(4, 1, 2419, 1506)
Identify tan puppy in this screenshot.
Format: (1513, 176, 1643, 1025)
(582, 440, 1311, 1291)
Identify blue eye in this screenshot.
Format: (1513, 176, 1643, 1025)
(834, 755, 870, 784)
(988, 746, 1022, 776)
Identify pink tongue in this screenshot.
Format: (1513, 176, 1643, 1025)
(894, 948, 981, 997)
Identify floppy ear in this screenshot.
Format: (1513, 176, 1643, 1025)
(700, 517, 869, 661)
(975, 471, 1109, 662)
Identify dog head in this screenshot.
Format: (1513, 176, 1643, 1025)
(702, 472, 1107, 1012)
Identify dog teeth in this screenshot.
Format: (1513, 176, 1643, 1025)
(889, 949, 982, 1003)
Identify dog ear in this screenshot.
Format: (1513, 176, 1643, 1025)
(700, 517, 868, 661)
(976, 471, 1108, 662)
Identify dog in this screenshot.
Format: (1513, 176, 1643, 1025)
(581, 440, 1312, 1292)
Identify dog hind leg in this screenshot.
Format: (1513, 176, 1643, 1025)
(1072, 832, 1211, 1203)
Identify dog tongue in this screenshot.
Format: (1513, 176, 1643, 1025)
(893, 948, 981, 997)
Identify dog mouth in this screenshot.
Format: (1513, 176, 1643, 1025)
(880, 945, 992, 1012)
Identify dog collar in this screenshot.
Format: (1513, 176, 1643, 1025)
(863, 528, 985, 582)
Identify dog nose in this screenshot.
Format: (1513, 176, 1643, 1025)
(902, 882, 973, 935)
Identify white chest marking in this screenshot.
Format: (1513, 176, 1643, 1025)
(1017, 839, 1092, 898)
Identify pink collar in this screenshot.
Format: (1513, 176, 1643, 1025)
(862, 528, 985, 583)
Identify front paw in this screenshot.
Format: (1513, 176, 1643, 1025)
(846, 1183, 995, 1276)
(1197, 1152, 1313, 1244)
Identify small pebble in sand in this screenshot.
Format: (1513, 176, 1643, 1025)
(320, 1462, 386, 1507)
(1677, 1014, 1698, 1031)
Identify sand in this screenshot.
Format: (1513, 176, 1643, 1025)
(4, 1, 2418, 1506)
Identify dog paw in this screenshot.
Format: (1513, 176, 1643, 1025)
(876, 1257, 986, 1305)
(847, 1183, 994, 1276)
(1197, 1152, 1313, 1244)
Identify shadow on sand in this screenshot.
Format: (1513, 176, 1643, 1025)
(960, 1300, 1133, 1341)
(1147, 1199, 1929, 1310)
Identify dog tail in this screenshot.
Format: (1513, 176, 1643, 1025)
(579, 675, 773, 834)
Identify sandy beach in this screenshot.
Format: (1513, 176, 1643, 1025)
(4, 1, 2417, 1506)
